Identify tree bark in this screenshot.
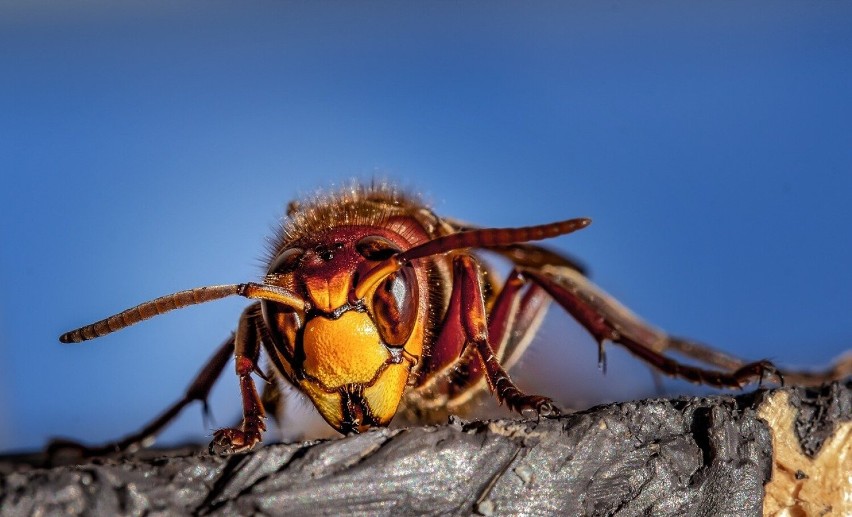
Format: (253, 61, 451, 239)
(1, 383, 849, 516)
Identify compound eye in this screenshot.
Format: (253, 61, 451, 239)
(269, 248, 305, 275)
(372, 266, 418, 346)
(355, 236, 400, 261)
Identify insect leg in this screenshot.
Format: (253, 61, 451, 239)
(489, 243, 851, 385)
(444, 269, 551, 409)
(497, 275, 552, 371)
(47, 332, 235, 458)
(454, 255, 559, 416)
(522, 267, 781, 388)
(664, 337, 852, 385)
(209, 303, 268, 454)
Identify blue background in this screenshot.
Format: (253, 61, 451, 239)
(2, 2, 851, 453)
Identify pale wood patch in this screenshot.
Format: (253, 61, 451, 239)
(760, 391, 851, 516)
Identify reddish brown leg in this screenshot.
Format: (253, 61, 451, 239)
(487, 269, 542, 364)
(443, 268, 551, 405)
(663, 337, 852, 385)
(498, 275, 552, 370)
(664, 336, 743, 370)
(522, 268, 781, 389)
(209, 303, 268, 454)
(453, 255, 558, 415)
(481, 237, 847, 387)
(47, 333, 235, 459)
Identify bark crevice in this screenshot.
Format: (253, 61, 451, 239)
(1, 383, 849, 517)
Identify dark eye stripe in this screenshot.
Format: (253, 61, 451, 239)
(355, 236, 400, 261)
(269, 248, 305, 274)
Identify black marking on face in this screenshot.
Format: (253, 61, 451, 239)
(339, 384, 379, 433)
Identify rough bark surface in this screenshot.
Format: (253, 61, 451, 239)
(1, 383, 849, 517)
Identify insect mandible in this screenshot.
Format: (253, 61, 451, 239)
(58, 183, 851, 455)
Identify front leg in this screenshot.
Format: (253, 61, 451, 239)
(453, 254, 559, 416)
(209, 303, 268, 454)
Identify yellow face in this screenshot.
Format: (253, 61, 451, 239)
(298, 310, 422, 432)
(261, 226, 427, 433)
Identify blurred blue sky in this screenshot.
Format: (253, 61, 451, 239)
(1, 2, 851, 453)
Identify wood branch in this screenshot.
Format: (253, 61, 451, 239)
(1, 383, 849, 516)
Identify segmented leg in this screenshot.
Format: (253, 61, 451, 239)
(413, 261, 538, 392)
(47, 333, 235, 458)
(486, 240, 850, 386)
(209, 303, 268, 454)
(665, 337, 852, 386)
(522, 267, 781, 389)
(496, 275, 552, 371)
(487, 242, 588, 275)
(453, 255, 558, 415)
(443, 268, 551, 408)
